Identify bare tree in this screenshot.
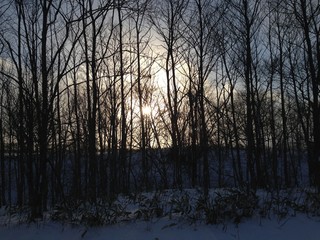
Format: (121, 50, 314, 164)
(223, 0, 267, 189)
(150, 0, 189, 189)
(182, 0, 224, 194)
(291, 0, 320, 189)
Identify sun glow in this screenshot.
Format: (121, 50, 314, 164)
(142, 105, 152, 116)
(154, 68, 167, 92)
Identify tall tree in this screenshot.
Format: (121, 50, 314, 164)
(150, 0, 188, 188)
(130, 0, 153, 190)
(291, 0, 320, 189)
(183, 0, 224, 194)
(224, 0, 266, 189)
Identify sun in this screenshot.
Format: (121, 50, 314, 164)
(142, 105, 152, 116)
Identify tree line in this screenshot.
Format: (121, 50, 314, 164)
(0, 0, 319, 218)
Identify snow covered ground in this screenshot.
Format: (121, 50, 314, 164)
(0, 215, 319, 240)
(1, 188, 319, 239)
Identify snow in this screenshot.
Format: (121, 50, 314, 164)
(0, 215, 319, 240)
(1, 188, 319, 240)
